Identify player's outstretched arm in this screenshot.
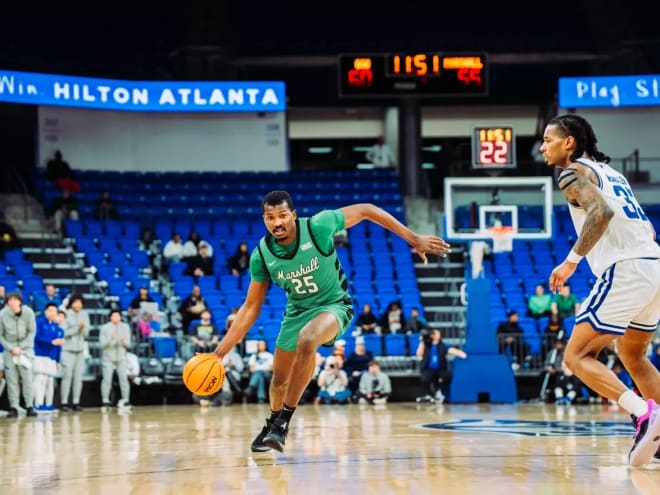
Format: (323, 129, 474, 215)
(213, 280, 269, 359)
(341, 203, 451, 263)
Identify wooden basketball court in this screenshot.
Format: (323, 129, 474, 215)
(1, 402, 657, 494)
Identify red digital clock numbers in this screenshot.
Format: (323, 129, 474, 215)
(471, 126, 516, 169)
(338, 52, 488, 97)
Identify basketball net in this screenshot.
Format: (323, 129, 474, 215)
(485, 225, 515, 253)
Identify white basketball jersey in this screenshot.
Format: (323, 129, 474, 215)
(566, 158, 660, 276)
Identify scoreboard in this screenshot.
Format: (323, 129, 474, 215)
(338, 52, 488, 97)
(471, 126, 516, 169)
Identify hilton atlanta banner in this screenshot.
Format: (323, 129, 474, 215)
(559, 74, 660, 108)
(0, 69, 286, 112)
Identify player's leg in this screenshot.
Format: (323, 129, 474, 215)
(263, 311, 339, 452)
(617, 329, 660, 403)
(563, 323, 626, 399)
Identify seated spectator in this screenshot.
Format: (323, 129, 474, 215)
(355, 303, 380, 335)
(190, 309, 219, 353)
(51, 189, 79, 234)
(403, 307, 429, 334)
(553, 361, 585, 405)
(136, 309, 161, 339)
(32, 284, 63, 315)
(227, 241, 250, 276)
(184, 241, 214, 277)
(46, 150, 80, 193)
(551, 282, 580, 319)
(94, 191, 119, 221)
(163, 233, 185, 264)
(195, 340, 244, 407)
(244, 340, 273, 403)
(316, 355, 351, 404)
(128, 286, 156, 322)
(178, 285, 207, 333)
(182, 231, 213, 259)
(496, 310, 530, 368)
(380, 300, 405, 334)
(0, 213, 20, 257)
(541, 313, 566, 361)
(344, 336, 373, 400)
(416, 328, 467, 403)
(358, 360, 392, 405)
(527, 283, 552, 319)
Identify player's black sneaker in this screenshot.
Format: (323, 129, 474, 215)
(251, 419, 273, 453)
(263, 418, 289, 453)
(628, 399, 660, 468)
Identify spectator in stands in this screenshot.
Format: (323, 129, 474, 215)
(0, 284, 5, 308)
(496, 310, 530, 369)
(32, 283, 63, 316)
(527, 283, 553, 319)
(218, 316, 244, 404)
(404, 307, 429, 334)
(182, 230, 213, 259)
(190, 309, 219, 353)
(0, 293, 37, 417)
(358, 360, 392, 405)
(0, 213, 20, 257)
(52, 189, 79, 235)
(551, 282, 580, 319)
(244, 339, 274, 404)
(344, 336, 374, 401)
(541, 313, 566, 361)
(163, 233, 185, 264)
(137, 309, 161, 339)
(365, 136, 396, 168)
(46, 150, 80, 193)
(553, 360, 585, 405)
(178, 285, 208, 333)
(100, 309, 132, 409)
(184, 241, 214, 277)
(128, 286, 155, 322)
(94, 191, 119, 221)
(317, 355, 351, 404)
(32, 302, 64, 412)
(380, 300, 405, 334)
(355, 303, 380, 335)
(227, 241, 250, 276)
(416, 328, 467, 403)
(60, 294, 90, 412)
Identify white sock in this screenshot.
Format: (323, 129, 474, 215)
(618, 390, 648, 417)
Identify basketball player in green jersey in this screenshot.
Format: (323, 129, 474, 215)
(213, 190, 451, 452)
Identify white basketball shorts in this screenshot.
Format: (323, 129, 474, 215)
(575, 257, 660, 334)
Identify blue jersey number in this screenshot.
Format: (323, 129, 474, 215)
(613, 185, 648, 220)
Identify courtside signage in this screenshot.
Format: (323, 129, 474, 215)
(0, 69, 286, 112)
(559, 74, 660, 108)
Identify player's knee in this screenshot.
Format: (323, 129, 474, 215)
(295, 333, 317, 354)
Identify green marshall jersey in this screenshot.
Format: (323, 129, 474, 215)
(249, 210, 350, 315)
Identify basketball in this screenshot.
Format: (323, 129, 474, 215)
(182, 354, 225, 396)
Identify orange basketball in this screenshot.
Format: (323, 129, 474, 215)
(182, 354, 225, 396)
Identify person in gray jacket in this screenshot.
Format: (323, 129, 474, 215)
(0, 293, 37, 417)
(99, 309, 132, 409)
(60, 294, 90, 412)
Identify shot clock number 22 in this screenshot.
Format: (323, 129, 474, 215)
(471, 126, 516, 169)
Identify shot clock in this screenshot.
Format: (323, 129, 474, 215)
(471, 126, 516, 169)
(338, 52, 487, 97)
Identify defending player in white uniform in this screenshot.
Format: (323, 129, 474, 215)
(541, 114, 660, 468)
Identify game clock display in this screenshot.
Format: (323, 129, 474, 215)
(338, 53, 488, 97)
(471, 126, 516, 169)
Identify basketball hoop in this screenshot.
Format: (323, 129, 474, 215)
(485, 225, 515, 253)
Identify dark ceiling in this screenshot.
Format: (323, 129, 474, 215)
(1, 3, 658, 107)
